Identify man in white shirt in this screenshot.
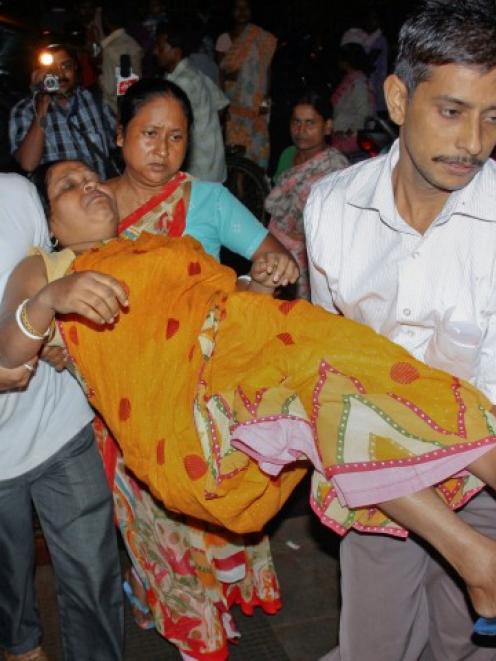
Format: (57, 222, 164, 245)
(155, 22, 229, 183)
(100, 5, 143, 113)
(305, 1, 496, 659)
(0, 174, 123, 660)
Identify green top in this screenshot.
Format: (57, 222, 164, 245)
(273, 145, 297, 182)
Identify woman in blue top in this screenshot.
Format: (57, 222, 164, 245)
(106, 79, 299, 660)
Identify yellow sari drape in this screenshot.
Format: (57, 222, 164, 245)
(60, 233, 495, 536)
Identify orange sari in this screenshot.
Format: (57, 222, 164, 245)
(94, 175, 283, 660)
(61, 234, 495, 536)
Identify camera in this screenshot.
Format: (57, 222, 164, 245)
(41, 73, 60, 94)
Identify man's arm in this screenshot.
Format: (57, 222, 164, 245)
(11, 94, 51, 173)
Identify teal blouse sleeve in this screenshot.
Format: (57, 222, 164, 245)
(185, 181, 269, 261)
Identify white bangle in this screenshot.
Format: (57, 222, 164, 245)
(15, 299, 51, 341)
(237, 275, 252, 284)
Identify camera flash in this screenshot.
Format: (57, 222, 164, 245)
(39, 52, 54, 66)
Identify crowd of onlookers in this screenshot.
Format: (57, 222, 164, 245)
(1, 0, 393, 304)
(0, 0, 393, 179)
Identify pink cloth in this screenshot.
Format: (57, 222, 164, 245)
(231, 418, 492, 508)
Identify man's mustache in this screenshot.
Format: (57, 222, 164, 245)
(433, 154, 484, 167)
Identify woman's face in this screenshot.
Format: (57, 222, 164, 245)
(117, 95, 189, 188)
(233, 0, 251, 25)
(48, 161, 118, 248)
(290, 104, 332, 154)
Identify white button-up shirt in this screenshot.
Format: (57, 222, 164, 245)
(168, 58, 229, 183)
(304, 140, 496, 402)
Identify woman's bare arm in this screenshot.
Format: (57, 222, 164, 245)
(0, 255, 129, 369)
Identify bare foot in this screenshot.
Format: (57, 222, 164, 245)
(461, 538, 496, 618)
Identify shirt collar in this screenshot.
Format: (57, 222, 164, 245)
(101, 28, 125, 49)
(168, 57, 191, 79)
(346, 139, 496, 231)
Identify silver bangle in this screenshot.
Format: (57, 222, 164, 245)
(15, 299, 50, 341)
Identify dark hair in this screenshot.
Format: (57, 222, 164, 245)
(119, 78, 194, 131)
(155, 20, 200, 57)
(395, 0, 496, 93)
(292, 87, 333, 121)
(339, 43, 372, 74)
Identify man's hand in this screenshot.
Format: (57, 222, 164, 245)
(30, 70, 52, 118)
(0, 361, 38, 392)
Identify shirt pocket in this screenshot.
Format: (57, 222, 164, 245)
(424, 317, 482, 381)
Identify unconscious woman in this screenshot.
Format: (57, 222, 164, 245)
(2, 161, 496, 638)
(107, 77, 300, 659)
(266, 89, 349, 299)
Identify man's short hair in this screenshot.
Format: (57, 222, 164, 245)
(394, 0, 496, 93)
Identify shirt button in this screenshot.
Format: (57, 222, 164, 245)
(411, 251, 420, 259)
(403, 308, 411, 317)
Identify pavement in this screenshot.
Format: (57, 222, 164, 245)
(33, 505, 341, 660)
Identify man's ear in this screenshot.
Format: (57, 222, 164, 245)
(384, 74, 409, 127)
(324, 118, 333, 136)
(116, 125, 124, 148)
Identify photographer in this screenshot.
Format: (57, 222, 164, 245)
(9, 44, 116, 180)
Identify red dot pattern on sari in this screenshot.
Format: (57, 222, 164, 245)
(156, 439, 166, 465)
(188, 261, 201, 276)
(166, 318, 180, 339)
(277, 332, 294, 346)
(119, 397, 131, 421)
(69, 325, 78, 345)
(184, 454, 208, 480)
(279, 300, 299, 315)
(390, 362, 420, 384)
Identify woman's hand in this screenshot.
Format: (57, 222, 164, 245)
(0, 361, 37, 392)
(34, 271, 129, 326)
(40, 346, 70, 372)
(250, 252, 300, 293)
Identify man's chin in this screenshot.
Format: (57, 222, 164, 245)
(434, 171, 479, 193)
(421, 165, 481, 193)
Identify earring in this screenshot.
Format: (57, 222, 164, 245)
(50, 235, 59, 249)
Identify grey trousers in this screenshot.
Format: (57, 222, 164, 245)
(326, 490, 496, 661)
(0, 423, 124, 660)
